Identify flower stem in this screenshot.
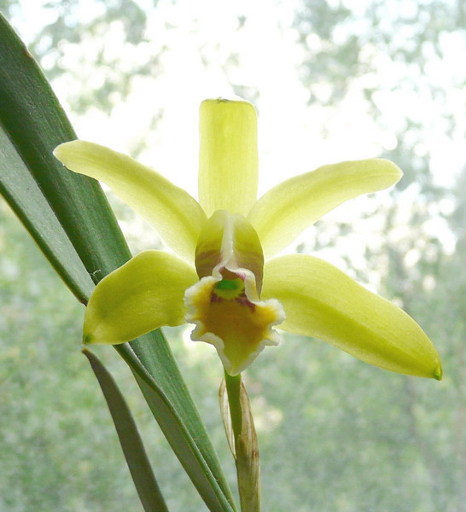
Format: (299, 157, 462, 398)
(225, 372, 243, 440)
(224, 371, 261, 512)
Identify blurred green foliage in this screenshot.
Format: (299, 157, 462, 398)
(1, 190, 463, 511)
(0, 203, 233, 512)
(1, 0, 464, 510)
(0, 204, 138, 511)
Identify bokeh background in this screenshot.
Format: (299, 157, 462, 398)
(0, 1, 465, 510)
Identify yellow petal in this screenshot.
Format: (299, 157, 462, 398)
(84, 250, 198, 345)
(195, 209, 264, 293)
(248, 159, 402, 258)
(54, 141, 206, 262)
(198, 99, 258, 217)
(262, 255, 442, 379)
(184, 276, 284, 376)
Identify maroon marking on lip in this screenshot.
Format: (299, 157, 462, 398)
(210, 290, 256, 311)
(235, 293, 256, 312)
(210, 293, 223, 303)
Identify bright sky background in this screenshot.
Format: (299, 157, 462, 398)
(7, 0, 463, 267)
(11, 0, 464, 188)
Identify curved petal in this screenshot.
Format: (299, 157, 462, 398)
(248, 159, 402, 258)
(195, 210, 264, 293)
(84, 250, 198, 345)
(261, 255, 442, 379)
(54, 141, 206, 262)
(198, 99, 258, 217)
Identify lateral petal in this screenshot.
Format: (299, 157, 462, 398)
(262, 254, 442, 379)
(248, 159, 402, 258)
(54, 141, 206, 262)
(84, 250, 198, 345)
(198, 99, 258, 217)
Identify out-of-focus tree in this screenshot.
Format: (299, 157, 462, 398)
(295, 0, 465, 189)
(1, 0, 157, 114)
(1, 0, 464, 510)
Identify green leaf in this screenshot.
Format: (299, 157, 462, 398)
(83, 349, 169, 512)
(0, 13, 235, 512)
(0, 15, 129, 279)
(0, 125, 94, 303)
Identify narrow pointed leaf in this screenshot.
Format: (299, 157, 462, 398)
(83, 349, 169, 512)
(115, 338, 238, 512)
(0, 126, 93, 303)
(0, 14, 235, 512)
(0, 14, 129, 279)
(248, 159, 402, 258)
(262, 254, 442, 379)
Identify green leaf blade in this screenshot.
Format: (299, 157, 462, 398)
(0, 13, 236, 512)
(83, 349, 170, 512)
(0, 124, 94, 302)
(0, 12, 130, 279)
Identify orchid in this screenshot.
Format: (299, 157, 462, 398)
(54, 99, 442, 380)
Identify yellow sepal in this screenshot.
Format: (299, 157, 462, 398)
(54, 141, 206, 262)
(84, 250, 198, 345)
(262, 254, 442, 379)
(198, 99, 258, 217)
(248, 159, 402, 258)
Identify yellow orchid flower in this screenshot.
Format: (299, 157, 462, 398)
(54, 99, 442, 379)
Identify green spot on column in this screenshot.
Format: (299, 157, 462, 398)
(214, 278, 245, 299)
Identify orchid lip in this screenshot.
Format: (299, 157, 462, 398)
(184, 269, 285, 376)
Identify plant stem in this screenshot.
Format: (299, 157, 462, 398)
(225, 372, 243, 440)
(224, 371, 261, 512)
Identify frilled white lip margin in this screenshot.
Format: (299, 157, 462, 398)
(184, 275, 285, 375)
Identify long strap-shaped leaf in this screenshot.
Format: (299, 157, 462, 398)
(0, 14, 235, 512)
(83, 349, 169, 512)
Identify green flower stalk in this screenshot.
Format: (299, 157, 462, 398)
(54, 99, 442, 380)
